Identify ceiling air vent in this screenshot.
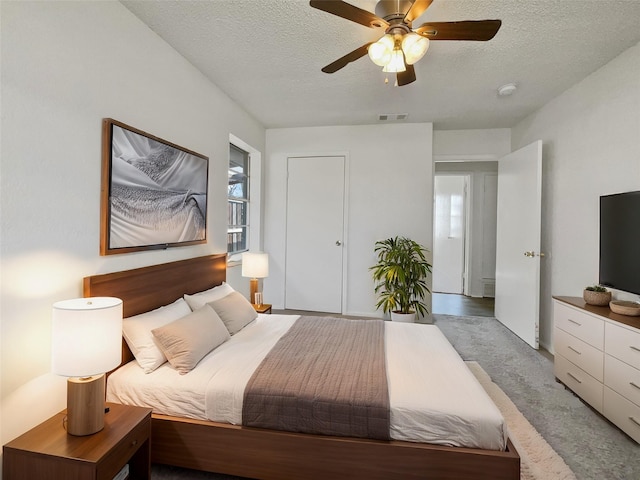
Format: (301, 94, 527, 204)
(378, 113, 408, 122)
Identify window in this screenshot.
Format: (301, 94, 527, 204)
(228, 144, 249, 254)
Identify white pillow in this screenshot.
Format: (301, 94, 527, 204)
(122, 298, 193, 373)
(184, 282, 235, 311)
(152, 305, 230, 375)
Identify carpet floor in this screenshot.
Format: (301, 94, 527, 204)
(433, 314, 640, 480)
(466, 361, 575, 480)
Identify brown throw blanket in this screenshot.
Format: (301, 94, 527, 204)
(242, 316, 390, 440)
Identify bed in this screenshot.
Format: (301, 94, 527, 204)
(84, 253, 520, 480)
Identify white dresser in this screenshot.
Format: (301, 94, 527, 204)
(553, 296, 640, 443)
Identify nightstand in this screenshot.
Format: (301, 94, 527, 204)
(252, 303, 272, 314)
(3, 402, 151, 480)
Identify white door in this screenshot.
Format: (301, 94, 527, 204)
(285, 156, 345, 313)
(495, 141, 543, 349)
(433, 175, 466, 294)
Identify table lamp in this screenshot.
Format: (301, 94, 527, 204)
(242, 252, 269, 305)
(51, 297, 123, 436)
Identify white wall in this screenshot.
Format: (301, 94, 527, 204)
(0, 1, 264, 449)
(264, 124, 433, 319)
(512, 41, 640, 351)
(433, 129, 511, 160)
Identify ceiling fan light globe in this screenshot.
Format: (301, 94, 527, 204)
(368, 41, 392, 67)
(379, 34, 395, 49)
(382, 49, 406, 73)
(402, 33, 429, 65)
(368, 34, 395, 66)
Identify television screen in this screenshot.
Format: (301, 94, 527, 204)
(599, 191, 640, 295)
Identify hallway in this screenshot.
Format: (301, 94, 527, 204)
(431, 293, 495, 317)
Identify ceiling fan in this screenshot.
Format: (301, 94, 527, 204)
(309, 0, 502, 86)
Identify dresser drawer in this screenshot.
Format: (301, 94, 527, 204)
(554, 302, 604, 349)
(555, 327, 603, 381)
(555, 354, 603, 412)
(604, 387, 640, 443)
(604, 354, 640, 408)
(605, 321, 640, 368)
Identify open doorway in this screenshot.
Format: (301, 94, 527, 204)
(432, 163, 498, 317)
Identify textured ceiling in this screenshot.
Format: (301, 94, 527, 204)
(121, 0, 640, 130)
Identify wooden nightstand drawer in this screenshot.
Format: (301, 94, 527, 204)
(554, 302, 604, 349)
(554, 353, 603, 412)
(605, 321, 640, 368)
(3, 403, 151, 480)
(555, 327, 603, 381)
(98, 414, 151, 480)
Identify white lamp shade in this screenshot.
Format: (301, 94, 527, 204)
(52, 297, 123, 377)
(242, 252, 269, 278)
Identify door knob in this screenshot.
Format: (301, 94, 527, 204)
(335, 240, 342, 246)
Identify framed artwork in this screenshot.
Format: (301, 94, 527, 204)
(100, 118, 209, 255)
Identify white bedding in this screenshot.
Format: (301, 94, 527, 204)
(107, 314, 507, 450)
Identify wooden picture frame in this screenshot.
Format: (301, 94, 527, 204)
(100, 118, 209, 255)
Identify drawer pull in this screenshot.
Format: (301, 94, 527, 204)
(131, 439, 138, 447)
(567, 372, 582, 384)
(567, 318, 582, 326)
(630, 345, 640, 353)
(568, 346, 582, 355)
(630, 382, 640, 391)
(630, 417, 640, 428)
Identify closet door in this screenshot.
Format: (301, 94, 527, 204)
(285, 156, 345, 313)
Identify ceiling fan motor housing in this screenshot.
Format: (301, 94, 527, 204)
(375, 0, 414, 22)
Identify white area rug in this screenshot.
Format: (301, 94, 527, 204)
(467, 361, 577, 480)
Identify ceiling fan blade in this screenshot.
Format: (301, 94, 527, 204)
(397, 64, 416, 86)
(415, 20, 502, 41)
(310, 0, 388, 28)
(321, 43, 372, 73)
(403, 0, 433, 24)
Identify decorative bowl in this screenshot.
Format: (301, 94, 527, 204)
(583, 289, 611, 306)
(609, 300, 640, 316)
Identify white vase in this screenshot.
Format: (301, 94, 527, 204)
(390, 311, 416, 323)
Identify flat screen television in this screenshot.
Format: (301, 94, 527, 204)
(599, 190, 640, 295)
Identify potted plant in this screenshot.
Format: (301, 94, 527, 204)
(370, 236, 432, 322)
(583, 285, 611, 306)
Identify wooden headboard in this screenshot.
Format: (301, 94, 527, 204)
(83, 254, 227, 365)
(83, 254, 227, 316)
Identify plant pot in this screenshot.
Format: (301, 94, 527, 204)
(391, 311, 416, 323)
(583, 289, 611, 306)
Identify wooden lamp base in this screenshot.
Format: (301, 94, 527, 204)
(249, 278, 259, 305)
(66, 374, 106, 436)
